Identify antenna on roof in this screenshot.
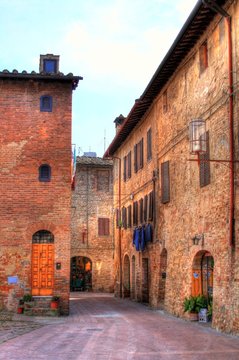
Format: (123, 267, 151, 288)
(104, 129, 106, 153)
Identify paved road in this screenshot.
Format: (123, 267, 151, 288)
(0, 293, 239, 359)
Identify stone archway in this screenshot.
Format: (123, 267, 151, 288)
(123, 255, 130, 298)
(70, 256, 92, 291)
(158, 248, 167, 307)
(192, 250, 214, 298)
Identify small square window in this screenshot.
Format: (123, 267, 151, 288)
(43, 59, 57, 73)
(40, 95, 52, 112)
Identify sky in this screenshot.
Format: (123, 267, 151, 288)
(0, 0, 198, 157)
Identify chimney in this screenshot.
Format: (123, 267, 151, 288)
(114, 114, 125, 134)
(39, 54, 60, 74)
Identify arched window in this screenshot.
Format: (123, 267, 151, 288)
(40, 95, 52, 112)
(32, 230, 54, 243)
(39, 164, 51, 182)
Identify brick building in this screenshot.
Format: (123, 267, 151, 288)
(71, 155, 114, 293)
(105, 0, 239, 335)
(0, 54, 82, 314)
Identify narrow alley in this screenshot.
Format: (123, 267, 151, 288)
(0, 293, 239, 360)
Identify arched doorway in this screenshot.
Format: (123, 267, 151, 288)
(192, 251, 214, 298)
(123, 255, 130, 298)
(158, 248, 167, 307)
(70, 256, 92, 291)
(131, 255, 136, 300)
(32, 230, 54, 296)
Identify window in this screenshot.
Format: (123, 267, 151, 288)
(199, 131, 210, 187)
(133, 201, 138, 226)
(163, 90, 168, 113)
(139, 198, 144, 224)
(147, 128, 152, 161)
(40, 95, 52, 112)
(43, 59, 57, 73)
(97, 170, 109, 191)
(39, 164, 51, 182)
(134, 138, 144, 173)
(116, 208, 120, 228)
(127, 205, 132, 228)
(32, 230, 54, 244)
(161, 161, 170, 204)
(98, 218, 110, 236)
(199, 41, 208, 73)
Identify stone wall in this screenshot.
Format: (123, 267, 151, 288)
(112, 0, 239, 335)
(71, 159, 114, 293)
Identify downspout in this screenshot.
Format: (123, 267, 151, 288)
(202, 0, 234, 246)
(105, 153, 122, 297)
(227, 15, 234, 247)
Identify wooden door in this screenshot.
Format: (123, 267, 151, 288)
(32, 244, 54, 296)
(142, 258, 149, 303)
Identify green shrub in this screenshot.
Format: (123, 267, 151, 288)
(183, 295, 207, 313)
(23, 294, 33, 302)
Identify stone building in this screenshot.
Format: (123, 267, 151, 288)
(71, 156, 114, 293)
(104, 0, 239, 335)
(0, 54, 82, 314)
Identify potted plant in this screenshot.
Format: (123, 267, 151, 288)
(23, 294, 34, 309)
(50, 296, 60, 309)
(183, 295, 207, 321)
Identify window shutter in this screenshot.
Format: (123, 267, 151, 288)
(133, 201, 138, 226)
(199, 41, 208, 73)
(98, 218, 109, 235)
(123, 156, 127, 182)
(161, 161, 170, 204)
(98, 218, 104, 235)
(128, 151, 132, 179)
(116, 209, 119, 228)
(122, 207, 127, 229)
(147, 128, 152, 161)
(127, 205, 132, 228)
(144, 195, 148, 222)
(139, 198, 144, 224)
(104, 218, 110, 235)
(134, 144, 138, 173)
(199, 131, 210, 187)
(139, 138, 144, 169)
(148, 191, 154, 221)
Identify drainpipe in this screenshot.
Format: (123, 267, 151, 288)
(105, 153, 122, 297)
(202, 0, 234, 246)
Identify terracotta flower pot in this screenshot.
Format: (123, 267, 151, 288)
(50, 301, 59, 309)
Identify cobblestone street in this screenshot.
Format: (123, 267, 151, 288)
(0, 293, 239, 359)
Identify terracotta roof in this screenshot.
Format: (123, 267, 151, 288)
(104, 0, 227, 157)
(77, 156, 113, 167)
(0, 69, 82, 90)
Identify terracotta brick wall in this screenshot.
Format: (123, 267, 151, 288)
(0, 78, 73, 314)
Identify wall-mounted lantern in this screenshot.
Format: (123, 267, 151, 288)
(192, 233, 204, 246)
(189, 119, 207, 155)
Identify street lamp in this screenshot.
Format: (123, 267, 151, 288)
(189, 119, 206, 155)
